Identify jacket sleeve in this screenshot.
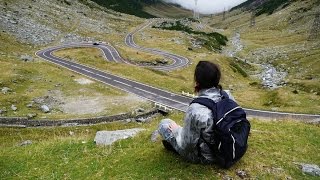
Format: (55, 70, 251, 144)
(172, 103, 212, 163)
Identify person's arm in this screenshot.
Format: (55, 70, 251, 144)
(171, 103, 212, 162)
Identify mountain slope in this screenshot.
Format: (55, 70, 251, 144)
(143, 2, 192, 18)
(206, 0, 320, 113)
(89, 0, 156, 18)
(89, 0, 192, 18)
(231, 0, 293, 16)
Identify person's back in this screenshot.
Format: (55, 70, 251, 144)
(158, 61, 237, 164)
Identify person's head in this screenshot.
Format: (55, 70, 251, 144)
(194, 61, 221, 93)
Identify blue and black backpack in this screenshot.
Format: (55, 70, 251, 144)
(191, 91, 250, 168)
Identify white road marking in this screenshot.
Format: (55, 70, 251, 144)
(34, 22, 320, 120)
(114, 80, 132, 87)
(134, 87, 157, 96)
(96, 74, 111, 80)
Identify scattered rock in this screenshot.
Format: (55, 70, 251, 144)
(236, 170, 248, 179)
(61, 123, 79, 127)
(11, 105, 17, 111)
(136, 108, 145, 113)
(0, 108, 7, 115)
(307, 118, 320, 125)
(1, 87, 11, 94)
(260, 64, 287, 89)
(19, 140, 32, 146)
(295, 163, 320, 176)
(27, 113, 37, 119)
(223, 32, 243, 57)
(222, 175, 233, 180)
(20, 55, 33, 62)
(26, 103, 33, 108)
(55, 83, 63, 87)
(136, 117, 147, 123)
(150, 130, 159, 142)
(94, 128, 145, 146)
(69, 131, 74, 136)
(40, 105, 50, 113)
(74, 78, 94, 85)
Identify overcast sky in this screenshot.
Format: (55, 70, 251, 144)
(163, 0, 247, 14)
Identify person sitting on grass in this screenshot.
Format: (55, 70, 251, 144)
(157, 60, 250, 167)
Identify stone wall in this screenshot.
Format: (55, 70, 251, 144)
(0, 109, 159, 127)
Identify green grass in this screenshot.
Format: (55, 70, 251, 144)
(0, 33, 150, 119)
(152, 20, 228, 51)
(205, 0, 320, 114)
(229, 60, 248, 78)
(1, 113, 319, 179)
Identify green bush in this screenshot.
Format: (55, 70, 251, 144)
(230, 61, 248, 77)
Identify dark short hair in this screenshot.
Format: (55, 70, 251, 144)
(194, 61, 221, 92)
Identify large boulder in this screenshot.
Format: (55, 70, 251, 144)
(296, 163, 320, 176)
(94, 128, 145, 146)
(40, 105, 50, 113)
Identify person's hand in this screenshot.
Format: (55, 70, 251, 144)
(168, 123, 180, 132)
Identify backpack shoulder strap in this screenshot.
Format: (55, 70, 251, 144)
(220, 90, 229, 99)
(190, 97, 216, 110)
(190, 90, 228, 107)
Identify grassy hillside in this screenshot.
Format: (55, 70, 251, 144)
(88, 0, 192, 18)
(205, 0, 320, 114)
(1, 114, 319, 179)
(143, 2, 193, 18)
(0, 0, 320, 179)
(231, 0, 293, 16)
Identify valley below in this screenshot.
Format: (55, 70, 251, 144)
(0, 0, 320, 179)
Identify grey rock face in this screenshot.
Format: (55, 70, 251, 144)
(94, 128, 145, 146)
(40, 105, 50, 113)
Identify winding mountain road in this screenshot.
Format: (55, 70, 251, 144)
(36, 21, 320, 121)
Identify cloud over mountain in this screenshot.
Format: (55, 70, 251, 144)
(163, 0, 247, 14)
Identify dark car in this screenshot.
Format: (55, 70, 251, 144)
(93, 42, 99, 45)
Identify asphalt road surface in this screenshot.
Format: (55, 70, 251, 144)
(36, 21, 320, 121)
